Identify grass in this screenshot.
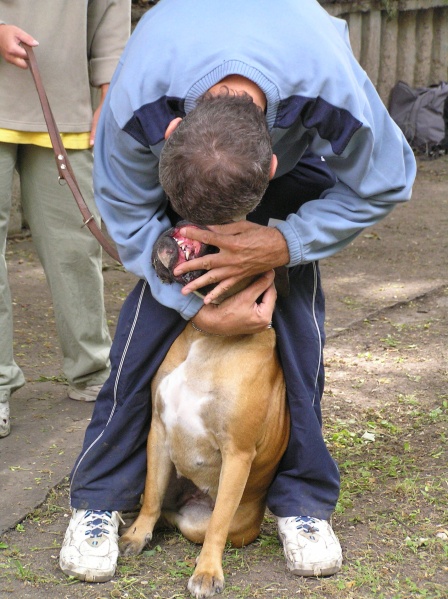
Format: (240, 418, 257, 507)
(1, 322, 447, 599)
(0, 393, 446, 598)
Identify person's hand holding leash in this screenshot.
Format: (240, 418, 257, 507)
(174, 220, 290, 305)
(0, 24, 38, 69)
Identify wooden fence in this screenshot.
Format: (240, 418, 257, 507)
(320, 0, 448, 104)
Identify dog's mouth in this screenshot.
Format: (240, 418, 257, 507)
(151, 222, 218, 289)
(171, 227, 204, 266)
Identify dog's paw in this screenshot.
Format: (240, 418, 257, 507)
(187, 568, 224, 598)
(118, 531, 151, 556)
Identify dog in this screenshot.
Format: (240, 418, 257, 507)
(119, 222, 290, 598)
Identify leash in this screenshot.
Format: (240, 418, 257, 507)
(22, 43, 121, 263)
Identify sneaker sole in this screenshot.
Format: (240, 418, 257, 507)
(287, 560, 342, 577)
(60, 563, 115, 583)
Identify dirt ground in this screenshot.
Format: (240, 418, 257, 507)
(0, 155, 447, 599)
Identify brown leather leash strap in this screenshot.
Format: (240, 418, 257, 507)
(22, 43, 121, 263)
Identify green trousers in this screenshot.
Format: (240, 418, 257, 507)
(0, 143, 111, 393)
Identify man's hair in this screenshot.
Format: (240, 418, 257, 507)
(159, 91, 272, 225)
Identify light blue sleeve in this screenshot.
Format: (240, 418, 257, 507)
(94, 106, 204, 319)
(276, 78, 417, 266)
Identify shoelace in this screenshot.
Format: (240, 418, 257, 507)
(83, 510, 114, 543)
(294, 516, 319, 535)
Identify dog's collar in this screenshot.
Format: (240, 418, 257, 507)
(190, 321, 228, 336)
(190, 321, 273, 336)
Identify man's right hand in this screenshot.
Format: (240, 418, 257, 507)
(191, 270, 277, 336)
(174, 221, 290, 305)
(0, 24, 38, 69)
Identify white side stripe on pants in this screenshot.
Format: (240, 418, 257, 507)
(69, 281, 148, 502)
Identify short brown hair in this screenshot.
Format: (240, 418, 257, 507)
(159, 91, 272, 225)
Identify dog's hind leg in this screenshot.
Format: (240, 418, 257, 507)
(119, 414, 173, 556)
(164, 503, 212, 545)
(226, 499, 266, 547)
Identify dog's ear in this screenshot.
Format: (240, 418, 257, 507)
(151, 227, 179, 284)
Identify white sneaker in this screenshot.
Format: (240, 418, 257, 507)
(0, 391, 10, 438)
(68, 384, 103, 402)
(60, 509, 120, 582)
(277, 516, 342, 577)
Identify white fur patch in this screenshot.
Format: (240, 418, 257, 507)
(159, 340, 214, 438)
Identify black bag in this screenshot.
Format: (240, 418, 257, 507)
(389, 80, 448, 156)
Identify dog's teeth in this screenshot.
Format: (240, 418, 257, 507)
(185, 250, 190, 260)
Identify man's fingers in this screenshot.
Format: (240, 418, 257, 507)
(207, 221, 251, 235)
(178, 224, 237, 251)
(178, 225, 214, 245)
(202, 276, 240, 305)
(180, 266, 232, 296)
(183, 268, 275, 308)
(204, 270, 274, 305)
(174, 251, 230, 278)
(258, 280, 277, 313)
(191, 270, 277, 336)
(243, 270, 276, 301)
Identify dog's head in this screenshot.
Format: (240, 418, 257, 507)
(152, 221, 219, 298)
(152, 220, 289, 301)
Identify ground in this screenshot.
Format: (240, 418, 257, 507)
(0, 155, 447, 598)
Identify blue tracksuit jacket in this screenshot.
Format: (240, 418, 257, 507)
(70, 0, 416, 518)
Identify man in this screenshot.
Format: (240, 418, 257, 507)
(60, 0, 416, 583)
(0, 1, 130, 438)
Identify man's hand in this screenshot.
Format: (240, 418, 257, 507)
(0, 25, 38, 69)
(173, 220, 290, 304)
(191, 270, 276, 336)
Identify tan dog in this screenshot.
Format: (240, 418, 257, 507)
(119, 224, 290, 598)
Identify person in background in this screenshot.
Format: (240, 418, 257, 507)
(59, 0, 416, 585)
(0, 1, 131, 438)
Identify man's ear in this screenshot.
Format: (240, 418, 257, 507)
(269, 154, 278, 180)
(165, 117, 182, 140)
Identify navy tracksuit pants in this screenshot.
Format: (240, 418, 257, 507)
(70, 152, 341, 520)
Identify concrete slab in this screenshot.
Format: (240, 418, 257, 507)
(0, 382, 93, 533)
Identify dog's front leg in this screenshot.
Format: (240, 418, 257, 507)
(187, 447, 255, 599)
(119, 415, 172, 556)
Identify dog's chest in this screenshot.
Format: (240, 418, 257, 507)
(159, 360, 210, 437)
(156, 339, 223, 483)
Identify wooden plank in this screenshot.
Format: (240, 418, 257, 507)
(347, 12, 363, 61)
(322, 1, 447, 17)
(377, 13, 399, 103)
(361, 10, 382, 86)
(430, 7, 448, 82)
(397, 10, 417, 85)
(414, 8, 434, 85)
